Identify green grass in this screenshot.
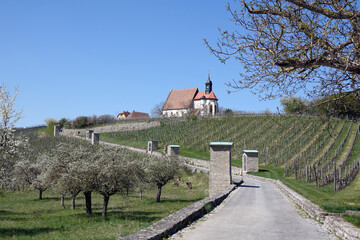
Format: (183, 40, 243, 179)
(36, 127, 48, 137)
(178, 148, 243, 167)
(0, 171, 208, 240)
(343, 215, 360, 228)
(100, 133, 148, 150)
(180, 148, 210, 161)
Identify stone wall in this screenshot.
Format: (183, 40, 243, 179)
(61, 121, 160, 136)
(325, 216, 360, 240)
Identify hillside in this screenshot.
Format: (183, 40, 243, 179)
(101, 115, 360, 191)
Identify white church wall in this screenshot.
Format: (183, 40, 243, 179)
(193, 100, 203, 109)
(162, 109, 189, 118)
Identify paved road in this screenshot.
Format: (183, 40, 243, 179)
(170, 177, 335, 240)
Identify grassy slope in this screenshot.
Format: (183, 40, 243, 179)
(0, 171, 208, 240)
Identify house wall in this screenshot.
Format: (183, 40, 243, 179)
(193, 99, 204, 109)
(194, 99, 218, 116)
(117, 115, 126, 120)
(162, 109, 189, 117)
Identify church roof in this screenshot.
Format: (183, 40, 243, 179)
(194, 91, 218, 100)
(162, 88, 199, 110)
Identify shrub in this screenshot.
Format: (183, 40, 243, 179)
(280, 96, 309, 114)
(44, 118, 58, 136)
(310, 92, 360, 119)
(97, 114, 115, 125)
(72, 116, 88, 129)
(59, 118, 71, 128)
(224, 108, 233, 116)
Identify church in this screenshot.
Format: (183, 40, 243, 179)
(162, 75, 219, 117)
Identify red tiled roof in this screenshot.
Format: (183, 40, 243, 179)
(194, 91, 218, 100)
(127, 111, 150, 119)
(118, 111, 130, 117)
(162, 88, 199, 110)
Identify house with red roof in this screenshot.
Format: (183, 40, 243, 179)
(117, 111, 131, 120)
(162, 75, 219, 117)
(127, 111, 150, 119)
(117, 110, 149, 120)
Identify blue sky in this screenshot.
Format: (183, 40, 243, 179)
(1, 0, 281, 127)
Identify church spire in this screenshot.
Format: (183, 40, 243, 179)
(205, 73, 212, 94)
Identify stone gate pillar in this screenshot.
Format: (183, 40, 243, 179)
(54, 125, 61, 137)
(209, 142, 233, 197)
(86, 130, 94, 140)
(167, 145, 180, 156)
(147, 140, 158, 153)
(242, 150, 259, 173)
(91, 132, 100, 145)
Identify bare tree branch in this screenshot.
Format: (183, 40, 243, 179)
(205, 0, 360, 101)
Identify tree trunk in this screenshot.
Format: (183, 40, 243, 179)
(84, 191, 92, 214)
(71, 197, 76, 210)
(156, 185, 162, 203)
(102, 195, 110, 219)
(39, 189, 43, 200)
(61, 195, 65, 208)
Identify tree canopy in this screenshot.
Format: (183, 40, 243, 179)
(281, 96, 309, 114)
(205, 0, 360, 102)
(0, 86, 27, 186)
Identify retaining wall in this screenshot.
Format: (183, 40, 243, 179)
(61, 121, 160, 136)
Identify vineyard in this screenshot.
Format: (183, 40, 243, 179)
(101, 115, 360, 190)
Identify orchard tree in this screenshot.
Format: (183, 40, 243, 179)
(41, 143, 83, 209)
(132, 157, 150, 200)
(147, 156, 180, 202)
(205, 0, 360, 105)
(66, 143, 100, 214)
(42, 141, 99, 213)
(0, 86, 26, 186)
(12, 159, 49, 200)
(94, 147, 134, 218)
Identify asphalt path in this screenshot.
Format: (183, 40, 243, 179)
(170, 177, 336, 240)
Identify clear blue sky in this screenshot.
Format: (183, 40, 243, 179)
(0, 0, 281, 127)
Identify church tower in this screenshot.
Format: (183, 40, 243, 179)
(205, 74, 212, 94)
